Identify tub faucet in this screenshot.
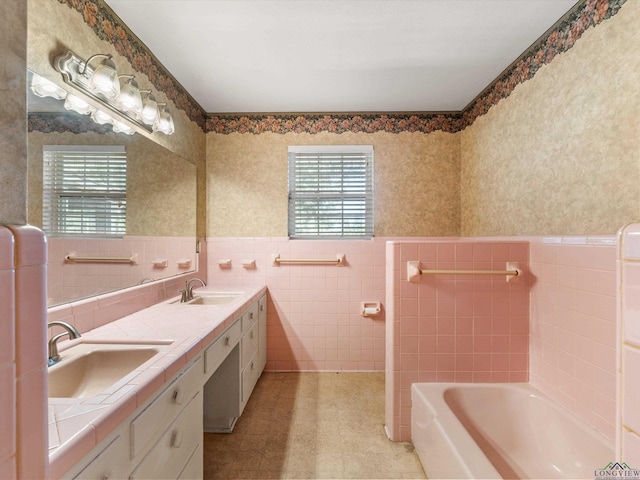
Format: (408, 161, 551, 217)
(182, 277, 206, 302)
(47, 321, 81, 366)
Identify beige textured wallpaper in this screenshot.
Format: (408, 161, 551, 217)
(207, 131, 460, 237)
(0, 0, 27, 224)
(460, 1, 640, 236)
(28, 131, 196, 236)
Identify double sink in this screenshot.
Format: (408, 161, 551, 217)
(48, 291, 244, 399)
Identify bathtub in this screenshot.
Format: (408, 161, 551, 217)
(411, 383, 613, 479)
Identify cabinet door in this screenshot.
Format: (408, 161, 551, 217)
(258, 294, 267, 372)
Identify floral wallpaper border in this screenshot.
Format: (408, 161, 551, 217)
(61, 0, 626, 136)
(206, 113, 465, 135)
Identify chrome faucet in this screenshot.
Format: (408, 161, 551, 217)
(181, 277, 206, 302)
(47, 321, 81, 366)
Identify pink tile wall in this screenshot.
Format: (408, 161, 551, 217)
(385, 239, 530, 440)
(47, 242, 208, 336)
(47, 236, 197, 305)
(3, 225, 48, 480)
(0, 227, 16, 478)
(206, 237, 387, 371)
(618, 224, 640, 463)
(529, 236, 617, 442)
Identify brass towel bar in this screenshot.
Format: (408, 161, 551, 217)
(272, 253, 346, 266)
(407, 261, 522, 283)
(65, 252, 138, 265)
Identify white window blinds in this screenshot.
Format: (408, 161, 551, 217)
(288, 145, 374, 239)
(42, 145, 127, 237)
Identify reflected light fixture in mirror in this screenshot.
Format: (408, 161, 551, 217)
(91, 108, 115, 125)
(38, 50, 175, 136)
(64, 94, 93, 115)
(31, 74, 67, 100)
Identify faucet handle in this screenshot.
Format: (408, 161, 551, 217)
(179, 289, 188, 303)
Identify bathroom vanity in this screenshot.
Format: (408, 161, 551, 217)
(47, 286, 267, 480)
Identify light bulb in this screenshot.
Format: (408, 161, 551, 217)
(153, 106, 174, 135)
(87, 55, 120, 99)
(140, 93, 159, 125)
(116, 76, 142, 117)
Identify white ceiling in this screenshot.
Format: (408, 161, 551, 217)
(104, 0, 578, 114)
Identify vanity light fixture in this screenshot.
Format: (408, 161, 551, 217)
(50, 50, 174, 136)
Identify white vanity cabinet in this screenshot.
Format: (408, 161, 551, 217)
(60, 356, 204, 480)
(129, 356, 204, 479)
(240, 301, 260, 412)
(202, 294, 267, 429)
(57, 290, 268, 480)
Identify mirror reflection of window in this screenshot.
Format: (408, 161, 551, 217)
(42, 145, 127, 237)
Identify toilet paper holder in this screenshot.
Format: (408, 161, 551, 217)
(361, 301, 381, 317)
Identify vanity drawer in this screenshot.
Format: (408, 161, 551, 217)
(73, 435, 126, 480)
(241, 302, 259, 332)
(177, 443, 203, 480)
(130, 392, 202, 480)
(130, 357, 202, 459)
(204, 320, 241, 375)
(241, 321, 259, 367)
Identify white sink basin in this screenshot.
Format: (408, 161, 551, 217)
(171, 292, 244, 306)
(48, 341, 172, 398)
(187, 293, 242, 305)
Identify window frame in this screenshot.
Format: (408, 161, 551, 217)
(287, 145, 374, 240)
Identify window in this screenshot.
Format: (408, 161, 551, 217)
(288, 145, 374, 239)
(42, 145, 127, 237)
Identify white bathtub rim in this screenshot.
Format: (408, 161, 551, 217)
(411, 383, 502, 479)
(411, 382, 614, 480)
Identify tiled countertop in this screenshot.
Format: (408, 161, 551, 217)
(47, 285, 267, 479)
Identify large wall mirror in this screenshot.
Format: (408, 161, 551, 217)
(27, 75, 197, 307)
(27, 0, 199, 308)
